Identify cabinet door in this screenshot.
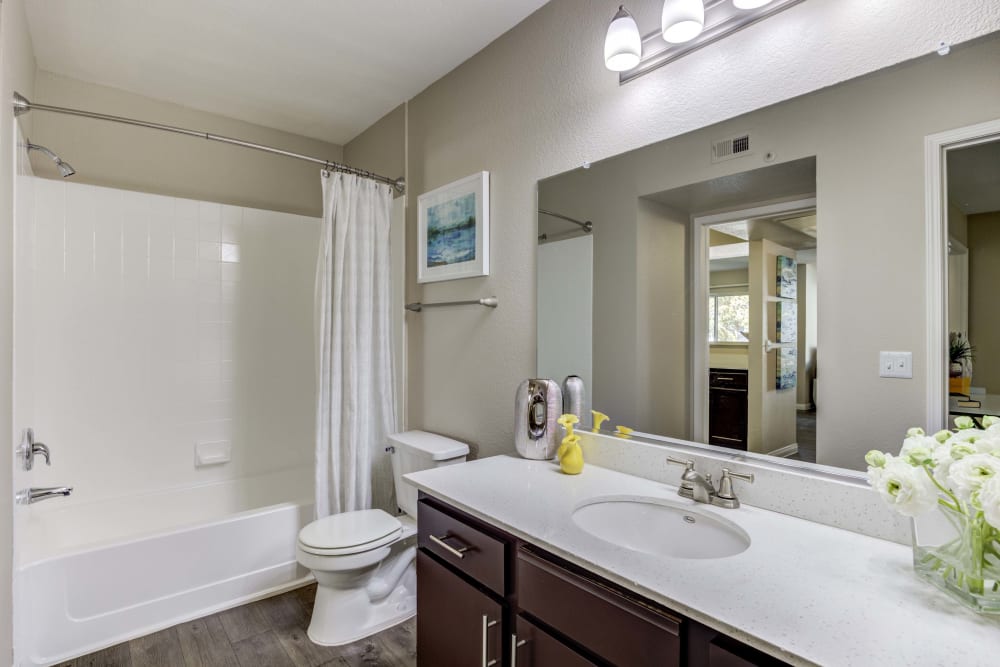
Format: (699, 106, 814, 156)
(512, 615, 598, 667)
(417, 551, 503, 667)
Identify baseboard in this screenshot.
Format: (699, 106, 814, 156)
(796, 403, 813, 411)
(767, 443, 799, 458)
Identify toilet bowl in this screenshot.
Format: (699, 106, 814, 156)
(296, 430, 469, 646)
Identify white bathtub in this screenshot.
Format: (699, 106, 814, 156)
(16, 467, 315, 667)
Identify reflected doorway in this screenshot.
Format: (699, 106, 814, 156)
(702, 209, 818, 462)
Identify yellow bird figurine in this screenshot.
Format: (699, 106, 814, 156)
(556, 413, 584, 474)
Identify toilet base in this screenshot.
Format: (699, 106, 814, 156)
(306, 563, 417, 646)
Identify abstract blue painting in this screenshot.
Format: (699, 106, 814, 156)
(426, 193, 477, 267)
(418, 171, 490, 283)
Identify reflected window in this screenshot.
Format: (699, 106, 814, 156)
(708, 293, 749, 343)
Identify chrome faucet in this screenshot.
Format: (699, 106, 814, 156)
(16, 486, 73, 505)
(17, 428, 52, 471)
(667, 457, 754, 508)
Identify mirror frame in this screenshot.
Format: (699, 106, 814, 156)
(924, 117, 1000, 434)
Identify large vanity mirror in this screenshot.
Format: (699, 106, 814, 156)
(537, 32, 1000, 473)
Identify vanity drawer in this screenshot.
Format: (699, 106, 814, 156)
(514, 615, 599, 667)
(517, 547, 681, 667)
(418, 497, 508, 596)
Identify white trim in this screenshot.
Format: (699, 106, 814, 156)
(691, 197, 816, 442)
(924, 119, 1000, 433)
(796, 403, 812, 411)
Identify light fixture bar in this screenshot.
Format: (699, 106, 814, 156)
(620, 0, 805, 85)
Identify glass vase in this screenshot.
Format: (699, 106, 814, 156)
(912, 502, 1000, 614)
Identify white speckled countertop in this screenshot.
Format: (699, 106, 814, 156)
(405, 456, 1000, 667)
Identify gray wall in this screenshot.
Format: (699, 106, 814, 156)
(340, 0, 1000, 473)
(968, 212, 1000, 392)
(30, 71, 344, 217)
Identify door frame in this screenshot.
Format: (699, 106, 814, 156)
(924, 119, 1000, 431)
(690, 197, 817, 443)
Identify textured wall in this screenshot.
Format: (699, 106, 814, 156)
(397, 0, 1000, 467)
(30, 71, 344, 217)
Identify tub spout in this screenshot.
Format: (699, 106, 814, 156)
(16, 486, 73, 505)
(366, 545, 416, 602)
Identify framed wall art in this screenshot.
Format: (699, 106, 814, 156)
(417, 171, 490, 283)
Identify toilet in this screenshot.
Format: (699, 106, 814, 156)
(296, 430, 469, 646)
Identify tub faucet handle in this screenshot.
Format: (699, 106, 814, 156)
(18, 428, 52, 471)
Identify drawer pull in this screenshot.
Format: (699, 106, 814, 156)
(482, 615, 498, 667)
(430, 533, 470, 559)
(511, 634, 527, 667)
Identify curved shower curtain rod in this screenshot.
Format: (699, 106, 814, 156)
(12, 92, 406, 193)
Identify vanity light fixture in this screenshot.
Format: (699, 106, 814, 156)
(662, 0, 705, 44)
(604, 5, 642, 72)
(610, 0, 804, 84)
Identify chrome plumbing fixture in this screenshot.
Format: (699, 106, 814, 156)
(24, 139, 75, 177)
(16, 486, 73, 505)
(17, 428, 51, 471)
(667, 457, 754, 509)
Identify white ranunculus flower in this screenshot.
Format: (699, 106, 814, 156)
(974, 436, 1000, 455)
(948, 453, 1000, 501)
(876, 458, 938, 517)
(931, 443, 958, 484)
(979, 475, 1000, 530)
(900, 435, 938, 465)
(946, 429, 986, 446)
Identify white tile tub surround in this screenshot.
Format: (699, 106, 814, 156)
(577, 430, 911, 545)
(24, 179, 319, 508)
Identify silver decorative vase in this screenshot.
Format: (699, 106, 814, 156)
(514, 379, 562, 460)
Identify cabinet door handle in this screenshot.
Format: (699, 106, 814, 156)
(429, 533, 470, 559)
(511, 634, 528, 667)
(482, 615, 498, 667)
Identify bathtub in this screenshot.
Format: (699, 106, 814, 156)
(16, 467, 315, 667)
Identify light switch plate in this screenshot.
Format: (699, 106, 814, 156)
(879, 351, 913, 379)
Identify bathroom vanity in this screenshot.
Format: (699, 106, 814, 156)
(407, 454, 1000, 667)
(416, 492, 779, 666)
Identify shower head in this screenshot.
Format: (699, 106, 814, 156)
(25, 140, 75, 178)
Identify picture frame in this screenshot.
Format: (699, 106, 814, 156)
(776, 255, 797, 298)
(417, 171, 490, 283)
(777, 347, 797, 390)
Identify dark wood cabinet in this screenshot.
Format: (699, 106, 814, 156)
(513, 615, 598, 667)
(709, 368, 748, 450)
(416, 551, 503, 667)
(416, 493, 788, 667)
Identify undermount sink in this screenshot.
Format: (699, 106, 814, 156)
(572, 496, 751, 560)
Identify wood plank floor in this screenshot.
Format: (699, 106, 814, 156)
(59, 584, 416, 667)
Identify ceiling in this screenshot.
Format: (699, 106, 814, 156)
(25, 0, 549, 145)
(948, 139, 1000, 215)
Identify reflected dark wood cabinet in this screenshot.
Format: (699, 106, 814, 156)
(709, 368, 749, 450)
(416, 494, 788, 667)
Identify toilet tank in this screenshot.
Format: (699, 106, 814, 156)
(388, 430, 469, 518)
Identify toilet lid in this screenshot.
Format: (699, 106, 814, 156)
(298, 509, 402, 551)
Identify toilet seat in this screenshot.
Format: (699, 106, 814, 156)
(298, 509, 403, 556)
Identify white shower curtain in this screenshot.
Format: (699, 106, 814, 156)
(315, 171, 397, 517)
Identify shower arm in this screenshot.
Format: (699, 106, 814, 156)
(12, 92, 405, 193)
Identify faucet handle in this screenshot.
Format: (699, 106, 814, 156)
(666, 456, 694, 472)
(715, 468, 754, 507)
